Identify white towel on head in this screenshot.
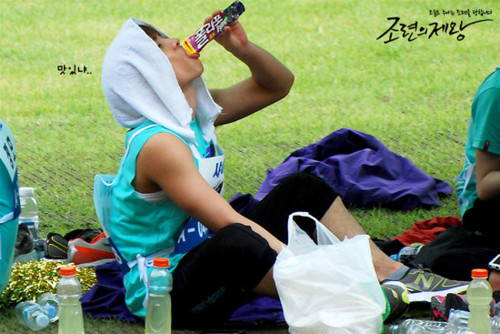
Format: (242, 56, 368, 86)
(101, 17, 221, 147)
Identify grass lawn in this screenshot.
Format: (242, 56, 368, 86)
(1, 0, 499, 332)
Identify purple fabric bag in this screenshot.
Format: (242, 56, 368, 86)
(82, 261, 284, 324)
(255, 128, 451, 210)
(228, 296, 285, 324)
(81, 260, 139, 323)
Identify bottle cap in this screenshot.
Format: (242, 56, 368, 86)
(471, 268, 488, 278)
(153, 257, 169, 268)
(60, 266, 77, 276)
(43, 305, 58, 320)
(19, 187, 35, 197)
(35, 313, 50, 328)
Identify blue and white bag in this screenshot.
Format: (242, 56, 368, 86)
(0, 119, 20, 293)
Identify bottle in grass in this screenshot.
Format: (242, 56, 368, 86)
(390, 319, 447, 333)
(15, 301, 50, 331)
(145, 257, 172, 334)
(57, 266, 84, 334)
(467, 268, 492, 334)
(38, 292, 60, 322)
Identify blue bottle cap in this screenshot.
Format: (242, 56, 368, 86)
(35, 313, 49, 328)
(43, 305, 58, 319)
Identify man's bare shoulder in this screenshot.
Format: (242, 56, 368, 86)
(141, 132, 192, 162)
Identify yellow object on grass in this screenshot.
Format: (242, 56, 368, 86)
(0, 260, 96, 309)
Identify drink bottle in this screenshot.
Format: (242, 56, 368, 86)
(397, 244, 424, 265)
(16, 187, 44, 261)
(15, 301, 50, 331)
(57, 266, 85, 334)
(493, 301, 500, 330)
(448, 308, 500, 333)
(391, 319, 451, 333)
(467, 268, 492, 334)
(181, 1, 245, 55)
(19, 187, 39, 229)
(38, 292, 60, 322)
(145, 257, 173, 334)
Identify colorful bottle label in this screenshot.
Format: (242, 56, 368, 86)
(182, 1, 245, 55)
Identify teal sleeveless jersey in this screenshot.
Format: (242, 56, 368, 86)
(110, 119, 214, 317)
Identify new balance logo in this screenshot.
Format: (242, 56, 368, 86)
(411, 272, 441, 291)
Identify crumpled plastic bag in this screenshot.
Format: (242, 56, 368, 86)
(273, 212, 386, 334)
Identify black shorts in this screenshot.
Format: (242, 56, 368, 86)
(171, 173, 338, 328)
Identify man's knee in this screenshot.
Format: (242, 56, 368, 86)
(213, 223, 277, 264)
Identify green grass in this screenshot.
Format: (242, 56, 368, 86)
(1, 0, 498, 237)
(1, 0, 499, 332)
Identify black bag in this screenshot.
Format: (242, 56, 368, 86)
(411, 225, 500, 281)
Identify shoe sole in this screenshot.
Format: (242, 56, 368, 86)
(382, 281, 410, 323)
(407, 286, 468, 303)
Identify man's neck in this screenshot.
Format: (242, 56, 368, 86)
(181, 84, 197, 120)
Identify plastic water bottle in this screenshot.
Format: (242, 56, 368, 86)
(19, 187, 39, 231)
(38, 292, 60, 322)
(492, 302, 500, 330)
(57, 266, 84, 334)
(15, 301, 50, 331)
(467, 268, 492, 334)
(145, 257, 172, 334)
(18, 187, 44, 260)
(390, 243, 423, 264)
(390, 319, 450, 333)
(448, 309, 470, 329)
(448, 308, 500, 333)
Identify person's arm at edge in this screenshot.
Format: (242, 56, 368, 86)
(474, 87, 500, 201)
(475, 148, 500, 201)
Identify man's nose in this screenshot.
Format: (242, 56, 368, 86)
(168, 38, 180, 48)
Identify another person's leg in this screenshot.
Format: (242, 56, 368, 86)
(246, 172, 338, 243)
(490, 271, 500, 292)
(248, 173, 404, 281)
(319, 192, 469, 302)
(247, 173, 469, 302)
(319, 196, 403, 281)
(245, 173, 410, 322)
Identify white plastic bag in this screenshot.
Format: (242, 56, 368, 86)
(273, 212, 386, 334)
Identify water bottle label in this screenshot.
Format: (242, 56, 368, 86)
(19, 220, 35, 226)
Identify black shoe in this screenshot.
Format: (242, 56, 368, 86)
(430, 293, 469, 321)
(45, 232, 69, 259)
